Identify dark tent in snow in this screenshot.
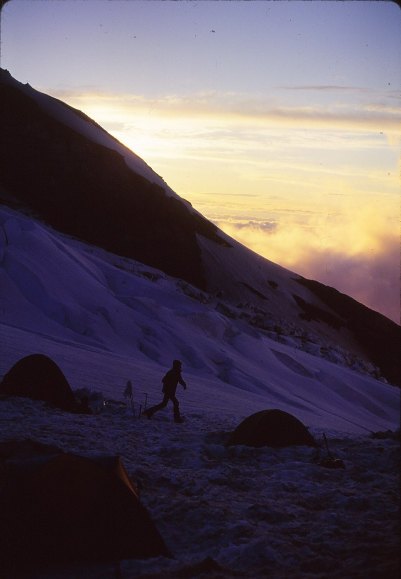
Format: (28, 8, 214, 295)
(227, 409, 317, 448)
(0, 440, 170, 572)
(0, 353, 80, 412)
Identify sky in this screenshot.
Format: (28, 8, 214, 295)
(1, 0, 400, 322)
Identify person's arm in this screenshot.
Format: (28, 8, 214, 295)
(179, 373, 187, 389)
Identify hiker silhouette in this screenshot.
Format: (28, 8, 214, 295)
(144, 360, 187, 423)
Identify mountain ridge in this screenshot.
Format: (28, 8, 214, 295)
(1, 68, 399, 385)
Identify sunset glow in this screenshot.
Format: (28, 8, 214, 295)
(1, 0, 400, 321)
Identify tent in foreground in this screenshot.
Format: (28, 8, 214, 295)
(227, 409, 317, 448)
(0, 440, 170, 572)
(0, 353, 79, 412)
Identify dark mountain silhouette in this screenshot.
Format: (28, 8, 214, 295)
(0, 69, 226, 290)
(0, 68, 399, 385)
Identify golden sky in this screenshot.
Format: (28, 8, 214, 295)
(2, 0, 400, 322)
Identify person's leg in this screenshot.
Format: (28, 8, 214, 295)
(171, 396, 183, 423)
(144, 394, 169, 418)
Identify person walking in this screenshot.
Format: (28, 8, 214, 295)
(144, 360, 187, 423)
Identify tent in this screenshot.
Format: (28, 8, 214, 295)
(0, 440, 170, 572)
(0, 353, 80, 412)
(227, 409, 317, 448)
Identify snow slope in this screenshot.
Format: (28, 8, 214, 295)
(0, 204, 399, 578)
(1, 204, 398, 434)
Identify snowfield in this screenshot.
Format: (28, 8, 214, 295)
(0, 203, 399, 577)
(0, 396, 399, 579)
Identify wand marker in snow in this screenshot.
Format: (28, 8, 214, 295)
(320, 433, 345, 469)
(323, 432, 332, 458)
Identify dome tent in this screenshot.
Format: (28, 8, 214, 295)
(0, 353, 79, 412)
(227, 409, 317, 448)
(0, 440, 170, 572)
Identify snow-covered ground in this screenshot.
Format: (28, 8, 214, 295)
(0, 203, 399, 577)
(0, 396, 399, 579)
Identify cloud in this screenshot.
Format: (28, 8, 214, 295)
(279, 85, 370, 92)
(297, 237, 400, 324)
(46, 88, 400, 198)
(214, 205, 400, 324)
(49, 87, 401, 137)
(223, 220, 278, 233)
